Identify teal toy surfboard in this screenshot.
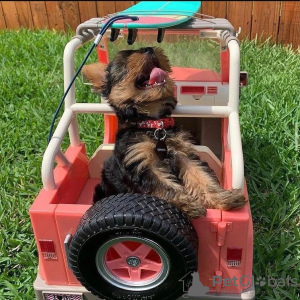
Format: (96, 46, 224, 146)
(101, 1, 201, 29)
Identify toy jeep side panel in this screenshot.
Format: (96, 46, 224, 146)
(219, 118, 253, 294)
(29, 144, 90, 286)
(191, 211, 222, 292)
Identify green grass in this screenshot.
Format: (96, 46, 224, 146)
(0, 29, 299, 299)
(240, 38, 300, 299)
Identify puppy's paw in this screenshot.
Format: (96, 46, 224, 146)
(215, 189, 247, 211)
(182, 205, 207, 219)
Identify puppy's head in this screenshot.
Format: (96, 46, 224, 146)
(82, 47, 177, 122)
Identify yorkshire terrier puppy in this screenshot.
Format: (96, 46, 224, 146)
(82, 47, 247, 218)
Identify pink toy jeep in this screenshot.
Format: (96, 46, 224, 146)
(30, 13, 254, 300)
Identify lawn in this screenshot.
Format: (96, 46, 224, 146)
(0, 29, 299, 300)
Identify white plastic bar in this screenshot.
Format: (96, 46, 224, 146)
(63, 38, 82, 147)
(71, 103, 232, 117)
(227, 40, 240, 111)
(42, 109, 74, 190)
(55, 149, 70, 167)
(229, 112, 244, 189)
(71, 103, 115, 114)
(172, 105, 232, 117)
(227, 39, 244, 189)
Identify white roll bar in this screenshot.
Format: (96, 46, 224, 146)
(227, 40, 244, 189)
(42, 34, 244, 191)
(228, 40, 241, 111)
(63, 37, 83, 147)
(42, 109, 74, 190)
(71, 103, 232, 118)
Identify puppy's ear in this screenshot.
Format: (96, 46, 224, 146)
(82, 62, 107, 93)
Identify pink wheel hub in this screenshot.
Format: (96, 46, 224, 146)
(105, 241, 163, 283)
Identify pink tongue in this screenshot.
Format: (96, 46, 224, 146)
(149, 67, 167, 85)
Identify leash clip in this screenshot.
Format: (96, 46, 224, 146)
(154, 128, 166, 141)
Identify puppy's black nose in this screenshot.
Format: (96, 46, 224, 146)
(144, 47, 154, 54)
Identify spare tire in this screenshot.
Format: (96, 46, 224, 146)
(69, 193, 198, 300)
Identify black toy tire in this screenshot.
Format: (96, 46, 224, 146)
(68, 193, 198, 300)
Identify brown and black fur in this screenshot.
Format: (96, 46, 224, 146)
(82, 47, 247, 218)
